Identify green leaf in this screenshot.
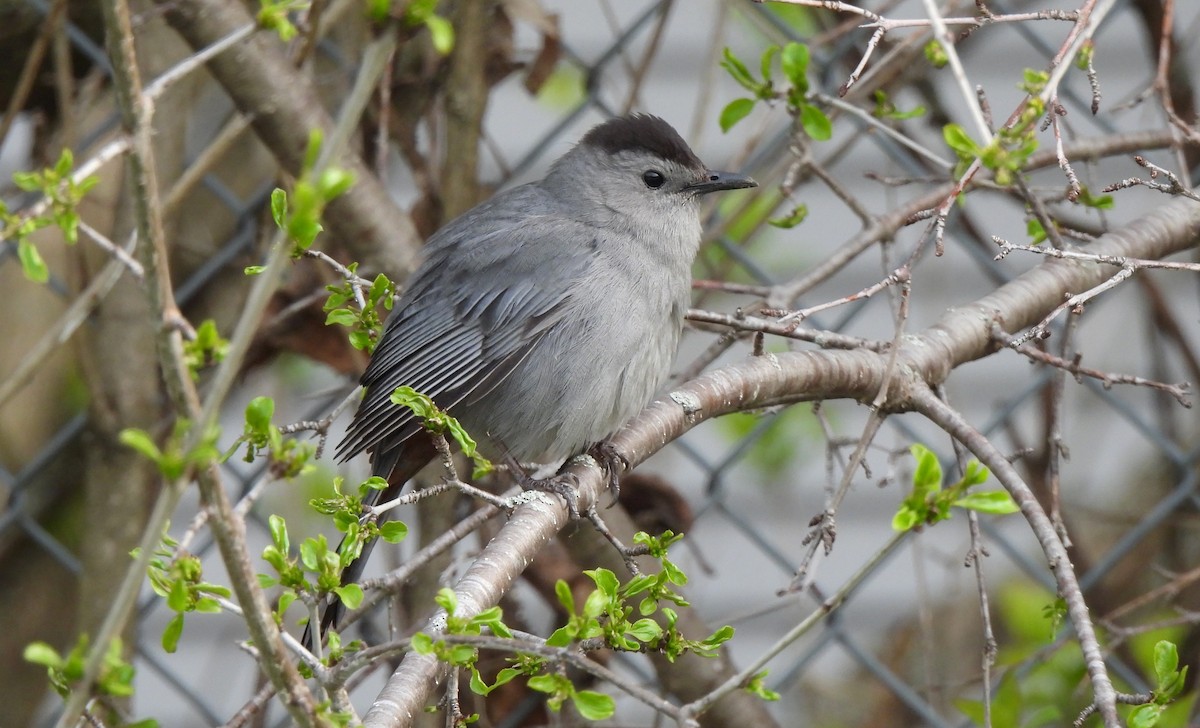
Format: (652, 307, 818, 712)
(1026, 218, 1048, 245)
(167, 578, 190, 612)
(924, 39, 948, 68)
(545, 626, 572, 647)
(12, 170, 40, 192)
(527, 673, 559, 694)
(424, 15, 455, 55)
(1154, 640, 1180, 685)
(768, 204, 808, 229)
(744, 670, 781, 701)
(468, 667, 490, 696)
(759, 46, 779, 83)
(943, 123, 979, 157)
(628, 618, 662, 642)
(23, 642, 63, 668)
(270, 188, 287, 230)
(244, 265, 266, 275)
(54, 148, 74, 176)
(909, 444, 942, 491)
(361, 475, 388, 491)
(780, 42, 810, 91)
(872, 90, 926, 120)
(391, 386, 438, 418)
(720, 48, 757, 92)
(325, 309, 359, 326)
(555, 579, 575, 613)
(245, 396, 275, 433)
(411, 632, 434, 654)
(333, 584, 364, 610)
(436, 587, 459, 615)
(318, 169, 355, 201)
(379, 521, 408, 543)
(299, 539, 318, 570)
(1129, 703, 1165, 728)
(162, 613, 184, 653)
(1077, 185, 1114, 209)
(960, 460, 989, 487)
(719, 98, 756, 133)
(799, 104, 831, 140)
(491, 666, 522, 690)
(119, 428, 163, 462)
(586, 568, 620, 596)
(194, 597, 221, 613)
(892, 507, 921, 532)
(269, 514, 289, 553)
(17, 239, 49, 283)
(572, 690, 615, 720)
(58, 211, 80, 244)
(954, 490, 1019, 514)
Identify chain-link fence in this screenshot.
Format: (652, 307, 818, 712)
(4, 0, 1200, 726)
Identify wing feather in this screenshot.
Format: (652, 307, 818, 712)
(336, 184, 595, 468)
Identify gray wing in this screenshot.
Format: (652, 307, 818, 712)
(335, 184, 595, 474)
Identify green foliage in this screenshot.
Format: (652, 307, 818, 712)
(744, 670, 781, 701)
(1076, 185, 1114, 210)
(389, 386, 493, 478)
(119, 419, 221, 481)
(141, 528, 231, 653)
(943, 70, 1047, 185)
(536, 63, 587, 110)
(872, 89, 926, 121)
(716, 407, 818, 481)
(402, 0, 455, 54)
(4, 148, 99, 282)
(1126, 641, 1192, 728)
(718, 43, 831, 140)
(24, 635, 150, 723)
(892, 444, 1018, 531)
(418, 534, 737, 721)
(923, 39, 949, 68)
(236, 396, 317, 478)
(182, 319, 229, 379)
(294, 475, 408, 600)
(768, 203, 808, 230)
(957, 581, 1196, 726)
(257, 0, 308, 41)
(1075, 40, 1095, 71)
(259, 500, 400, 637)
(269, 130, 355, 253)
(527, 673, 615, 720)
(324, 268, 397, 352)
(547, 532, 733, 662)
(1026, 217, 1049, 245)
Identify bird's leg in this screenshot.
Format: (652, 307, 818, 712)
(587, 441, 628, 507)
(507, 456, 581, 518)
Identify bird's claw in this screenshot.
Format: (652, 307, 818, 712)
(517, 471, 582, 519)
(588, 441, 628, 507)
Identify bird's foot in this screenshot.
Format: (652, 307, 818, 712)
(511, 461, 581, 519)
(587, 441, 629, 507)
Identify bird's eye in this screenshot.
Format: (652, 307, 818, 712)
(642, 170, 665, 189)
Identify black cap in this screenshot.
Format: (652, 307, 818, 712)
(580, 114, 705, 171)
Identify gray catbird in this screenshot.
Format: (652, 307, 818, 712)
(313, 114, 755, 642)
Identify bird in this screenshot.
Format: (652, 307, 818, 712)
(310, 113, 756, 644)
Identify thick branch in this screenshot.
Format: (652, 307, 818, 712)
(156, 0, 420, 276)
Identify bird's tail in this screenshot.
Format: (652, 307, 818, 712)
(302, 437, 436, 650)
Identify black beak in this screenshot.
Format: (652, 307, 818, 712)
(687, 170, 758, 195)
